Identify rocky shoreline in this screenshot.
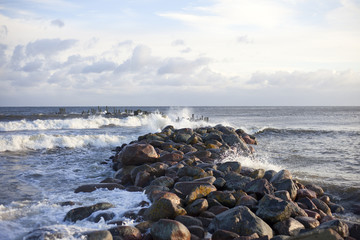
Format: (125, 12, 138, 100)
(25, 125, 359, 240)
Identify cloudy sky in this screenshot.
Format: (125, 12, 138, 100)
(0, 0, 359, 106)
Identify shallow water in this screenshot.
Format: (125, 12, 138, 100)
(0, 106, 359, 239)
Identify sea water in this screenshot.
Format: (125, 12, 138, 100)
(0, 106, 359, 239)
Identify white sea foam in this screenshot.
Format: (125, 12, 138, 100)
(0, 189, 149, 240)
(0, 134, 126, 152)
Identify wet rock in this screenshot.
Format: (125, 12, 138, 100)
(185, 198, 209, 216)
(74, 183, 125, 193)
(297, 189, 317, 200)
(304, 209, 321, 220)
(295, 216, 320, 229)
(270, 170, 292, 184)
(23, 227, 67, 240)
(130, 164, 157, 183)
(235, 233, 261, 240)
(82, 230, 113, 240)
(213, 177, 226, 189)
(273, 217, 305, 236)
(218, 161, 242, 173)
(199, 211, 215, 218)
(273, 179, 298, 201)
(244, 178, 275, 198)
(117, 143, 159, 166)
(143, 197, 186, 221)
(150, 219, 191, 240)
(318, 219, 349, 238)
(134, 171, 153, 187)
(108, 225, 142, 240)
(208, 205, 230, 215)
(91, 211, 115, 222)
(160, 152, 184, 162)
(175, 215, 203, 228)
(263, 170, 277, 182)
(224, 172, 252, 191)
(207, 191, 236, 208)
(197, 216, 213, 228)
(151, 162, 169, 177)
(212, 229, 240, 240)
(135, 221, 154, 233)
(312, 198, 332, 216)
(64, 202, 115, 222)
(208, 206, 274, 238)
(288, 228, 343, 240)
(305, 184, 324, 196)
(297, 197, 317, 210)
(193, 176, 216, 184)
(328, 203, 345, 214)
(256, 194, 293, 223)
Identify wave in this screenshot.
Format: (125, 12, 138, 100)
(253, 126, 358, 135)
(0, 111, 211, 132)
(0, 134, 126, 152)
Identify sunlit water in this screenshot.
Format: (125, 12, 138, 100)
(0, 106, 359, 239)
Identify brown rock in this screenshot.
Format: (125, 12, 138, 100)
(295, 216, 320, 229)
(143, 197, 186, 221)
(117, 143, 159, 166)
(108, 226, 142, 240)
(212, 229, 240, 240)
(74, 183, 125, 193)
(150, 219, 191, 240)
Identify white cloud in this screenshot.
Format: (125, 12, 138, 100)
(158, 57, 210, 75)
(82, 60, 117, 73)
(25, 38, 77, 57)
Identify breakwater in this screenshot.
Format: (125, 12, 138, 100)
(22, 124, 359, 240)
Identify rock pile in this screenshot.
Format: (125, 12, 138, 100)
(26, 125, 360, 240)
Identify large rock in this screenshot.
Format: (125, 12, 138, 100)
(244, 178, 275, 198)
(82, 230, 113, 240)
(177, 166, 207, 179)
(312, 198, 332, 216)
(74, 183, 125, 193)
(270, 169, 292, 184)
(208, 206, 274, 238)
(288, 228, 343, 240)
(174, 215, 203, 228)
(272, 179, 298, 201)
(273, 218, 305, 236)
(224, 172, 252, 191)
(174, 181, 216, 203)
(256, 194, 293, 224)
(318, 220, 349, 238)
(295, 216, 320, 229)
(211, 229, 240, 240)
(108, 226, 142, 240)
(143, 197, 186, 221)
(217, 161, 242, 174)
(117, 143, 159, 166)
(206, 191, 236, 208)
(185, 198, 209, 216)
(64, 202, 115, 222)
(150, 219, 191, 240)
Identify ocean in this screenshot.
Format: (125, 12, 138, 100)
(0, 106, 359, 239)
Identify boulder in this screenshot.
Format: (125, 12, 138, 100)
(208, 206, 274, 238)
(177, 166, 207, 179)
(187, 225, 205, 239)
(256, 194, 293, 223)
(272, 179, 298, 201)
(297, 189, 317, 200)
(287, 228, 343, 240)
(160, 152, 184, 162)
(295, 216, 320, 229)
(108, 226, 142, 240)
(150, 219, 191, 240)
(224, 172, 252, 191)
(82, 230, 113, 240)
(212, 229, 240, 240)
(263, 170, 277, 181)
(297, 197, 317, 210)
(173, 182, 216, 203)
(117, 143, 159, 166)
(134, 171, 153, 187)
(217, 161, 242, 173)
(143, 197, 186, 221)
(74, 183, 125, 193)
(174, 215, 203, 228)
(318, 220, 349, 238)
(273, 217, 305, 236)
(312, 198, 332, 216)
(270, 170, 292, 184)
(185, 198, 209, 216)
(305, 184, 324, 196)
(275, 190, 292, 202)
(236, 195, 258, 210)
(244, 178, 275, 198)
(64, 202, 115, 222)
(207, 191, 236, 208)
(151, 191, 182, 205)
(150, 176, 175, 188)
(130, 164, 157, 182)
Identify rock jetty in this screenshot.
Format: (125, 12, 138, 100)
(24, 124, 360, 240)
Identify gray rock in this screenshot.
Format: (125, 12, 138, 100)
(318, 220, 349, 238)
(295, 216, 320, 229)
(187, 225, 205, 239)
(64, 202, 115, 222)
(273, 179, 298, 201)
(150, 219, 191, 240)
(256, 194, 293, 224)
(82, 230, 113, 240)
(185, 198, 208, 216)
(108, 225, 142, 240)
(244, 178, 275, 198)
(273, 217, 305, 236)
(218, 161, 242, 173)
(207, 191, 236, 208)
(312, 198, 332, 216)
(150, 176, 175, 188)
(117, 143, 159, 166)
(143, 197, 186, 221)
(270, 169, 292, 184)
(224, 172, 252, 191)
(212, 229, 240, 240)
(287, 228, 343, 240)
(263, 170, 277, 181)
(209, 206, 273, 238)
(175, 215, 203, 228)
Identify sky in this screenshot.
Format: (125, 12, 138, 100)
(0, 0, 359, 106)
